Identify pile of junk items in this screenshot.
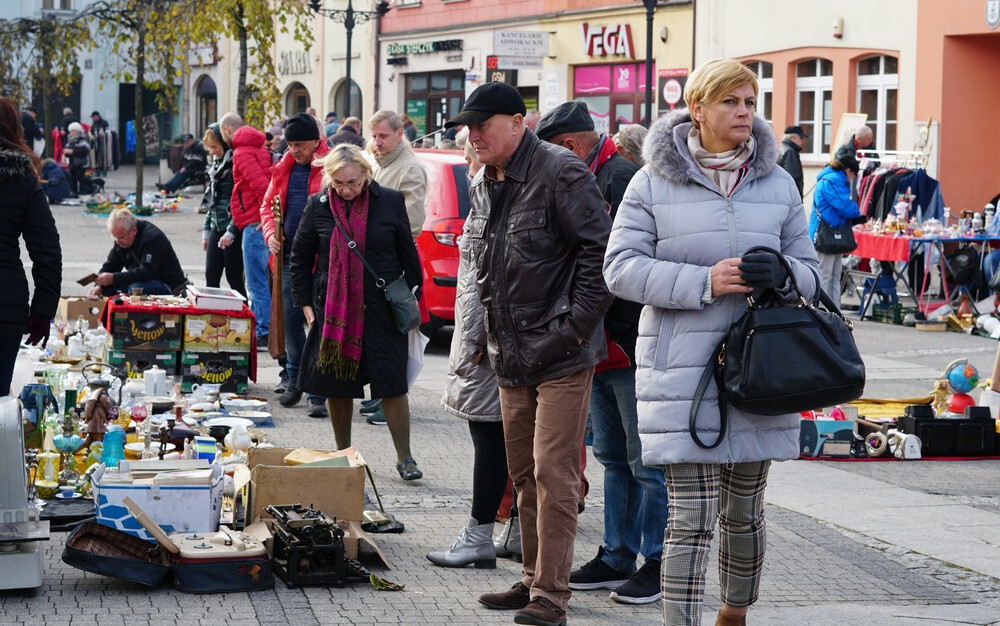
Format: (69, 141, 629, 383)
(2, 342, 395, 595)
(800, 358, 1000, 461)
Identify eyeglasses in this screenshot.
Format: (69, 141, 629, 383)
(332, 179, 364, 191)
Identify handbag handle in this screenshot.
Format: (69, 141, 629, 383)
(690, 341, 727, 449)
(689, 247, 848, 449)
(327, 194, 389, 289)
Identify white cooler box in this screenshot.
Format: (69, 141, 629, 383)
(92, 463, 223, 542)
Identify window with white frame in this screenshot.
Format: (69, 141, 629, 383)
(795, 58, 833, 156)
(856, 54, 898, 152)
(743, 60, 773, 122)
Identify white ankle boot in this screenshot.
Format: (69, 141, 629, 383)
(426, 517, 496, 568)
(493, 517, 522, 563)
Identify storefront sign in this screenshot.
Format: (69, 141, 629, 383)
(657, 68, 688, 116)
(581, 23, 635, 58)
(494, 30, 548, 58)
(406, 99, 427, 137)
(487, 55, 543, 71)
(387, 40, 463, 56)
(277, 50, 311, 76)
(987, 0, 1000, 29)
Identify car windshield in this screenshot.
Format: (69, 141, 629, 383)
(450, 163, 471, 219)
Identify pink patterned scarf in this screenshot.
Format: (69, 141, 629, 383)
(318, 188, 369, 378)
(687, 127, 755, 196)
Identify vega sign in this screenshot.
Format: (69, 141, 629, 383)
(581, 23, 635, 59)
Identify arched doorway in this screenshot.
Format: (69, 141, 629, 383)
(195, 75, 217, 133)
(332, 79, 362, 120)
(285, 82, 311, 115)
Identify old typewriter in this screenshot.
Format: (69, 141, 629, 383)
(266, 503, 369, 588)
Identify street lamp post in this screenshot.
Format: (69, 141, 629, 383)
(642, 0, 657, 127)
(309, 0, 391, 117)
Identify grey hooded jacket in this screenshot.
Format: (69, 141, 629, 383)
(603, 109, 820, 466)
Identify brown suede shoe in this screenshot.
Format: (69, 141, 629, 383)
(715, 608, 747, 626)
(513, 597, 567, 626)
(478, 582, 530, 610)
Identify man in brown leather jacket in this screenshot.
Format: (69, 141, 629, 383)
(451, 82, 612, 626)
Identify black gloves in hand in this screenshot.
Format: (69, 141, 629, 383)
(25, 315, 51, 347)
(739, 252, 788, 289)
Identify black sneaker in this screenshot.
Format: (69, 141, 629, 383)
(307, 397, 328, 419)
(610, 558, 661, 605)
(568, 546, 632, 590)
(256, 334, 268, 350)
(279, 387, 303, 407)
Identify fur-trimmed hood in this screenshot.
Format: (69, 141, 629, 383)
(0, 148, 37, 181)
(642, 108, 778, 188)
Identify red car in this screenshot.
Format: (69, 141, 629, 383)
(414, 149, 471, 335)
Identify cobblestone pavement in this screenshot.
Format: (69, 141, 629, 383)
(3, 167, 999, 625)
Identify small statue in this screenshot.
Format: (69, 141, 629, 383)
(932, 378, 950, 416)
(78, 384, 115, 452)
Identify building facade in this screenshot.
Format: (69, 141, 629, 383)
(695, 0, 1000, 212)
(377, 0, 692, 140)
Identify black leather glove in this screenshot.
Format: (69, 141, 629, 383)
(739, 252, 788, 289)
(25, 315, 51, 347)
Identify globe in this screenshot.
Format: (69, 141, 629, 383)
(946, 362, 980, 394)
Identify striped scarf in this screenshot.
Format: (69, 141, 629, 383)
(687, 127, 755, 197)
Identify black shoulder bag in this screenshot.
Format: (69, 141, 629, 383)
(328, 197, 421, 334)
(689, 247, 866, 449)
(813, 210, 857, 254)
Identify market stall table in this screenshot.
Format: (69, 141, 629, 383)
(99, 296, 257, 381)
(851, 230, 1000, 319)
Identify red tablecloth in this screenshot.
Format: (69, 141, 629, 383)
(100, 298, 257, 380)
(852, 230, 913, 262)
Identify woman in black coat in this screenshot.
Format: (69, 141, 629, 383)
(0, 97, 62, 394)
(290, 143, 424, 481)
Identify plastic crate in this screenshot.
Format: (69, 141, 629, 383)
(871, 303, 919, 325)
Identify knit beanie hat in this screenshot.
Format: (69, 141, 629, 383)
(284, 113, 319, 142)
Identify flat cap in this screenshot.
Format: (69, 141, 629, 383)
(445, 82, 526, 128)
(534, 101, 595, 141)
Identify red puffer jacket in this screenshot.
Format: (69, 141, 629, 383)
(229, 126, 272, 229)
(260, 140, 330, 245)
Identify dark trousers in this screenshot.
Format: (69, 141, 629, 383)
(161, 170, 192, 193)
(0, 335, 22, 396)
(68, 165, 88, 195)
(468, 421, 509, 525)
(205, 229, 246, 298)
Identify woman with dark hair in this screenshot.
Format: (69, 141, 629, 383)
(201, 123, 245, 296)
(0, 97, 62, 394)
(810, 155, 861, 307)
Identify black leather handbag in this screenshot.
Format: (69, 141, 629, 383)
(813, 211, 857, 254)
(330, 208, 421, 335)
(689, 247, 866, 449)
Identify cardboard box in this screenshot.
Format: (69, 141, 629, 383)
(107, 349, 179, 379)
(57, 296, 105, 330)
(180, 351, 249, 393)
(92, 462, 223, 541)
(112, 310, 182, 351)
(183, 314, 253, 352)
(246, 447, 388, 565)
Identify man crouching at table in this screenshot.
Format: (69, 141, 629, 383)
(88, 207, 187, 297)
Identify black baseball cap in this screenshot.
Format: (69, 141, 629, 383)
(445, 82, 526, 128)
(784, 125, 808, 137)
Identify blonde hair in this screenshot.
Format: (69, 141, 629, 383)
(202, 128, 222, 151)
(684, 59, 759, 124)
(319, 143, 373, 188)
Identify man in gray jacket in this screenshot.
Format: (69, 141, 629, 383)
(454, 82, 613, 626)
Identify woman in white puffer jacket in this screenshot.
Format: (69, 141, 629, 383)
(603, 59, 820, 626)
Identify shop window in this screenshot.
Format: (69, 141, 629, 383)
(744, 60, 773, 121)
(284, 82, 310, 115)
(795, 58, 833, 155)
(573, 63, 652, 135)
(856, 54, 898, 152)
(408, 74, 428, 93)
